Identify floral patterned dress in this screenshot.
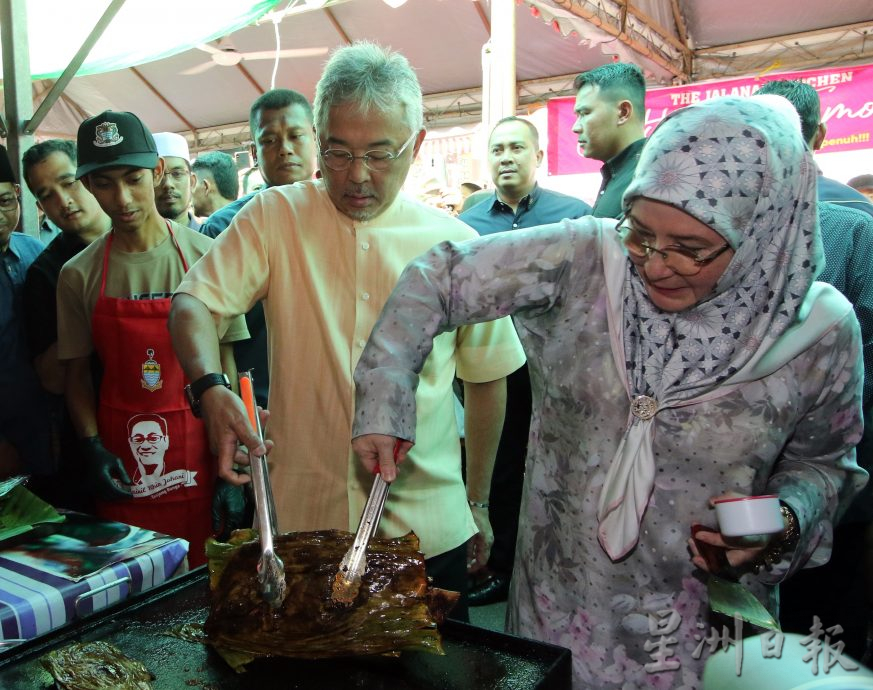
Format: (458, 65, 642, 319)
(353, 219, 865, 689)
(354, 96, 867, 689)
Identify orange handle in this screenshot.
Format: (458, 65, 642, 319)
(239, 375, 258, 430)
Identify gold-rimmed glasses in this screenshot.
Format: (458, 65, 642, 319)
(319, 130, 417, 172)
(619, 214, 730, 276)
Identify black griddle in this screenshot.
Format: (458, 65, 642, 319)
(0, 568, 571, 689)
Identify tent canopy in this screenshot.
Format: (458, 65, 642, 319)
(2, 0, 872, 151)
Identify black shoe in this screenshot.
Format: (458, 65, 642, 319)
(468, 573, 510, 606)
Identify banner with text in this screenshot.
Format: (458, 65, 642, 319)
(547, 63, 873, 176)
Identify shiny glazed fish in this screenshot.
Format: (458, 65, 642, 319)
(205, 529, 457, 661)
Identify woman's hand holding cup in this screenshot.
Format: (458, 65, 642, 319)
(688, 493, 784, 573)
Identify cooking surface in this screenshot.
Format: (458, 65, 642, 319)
(0, 569, 571, 689)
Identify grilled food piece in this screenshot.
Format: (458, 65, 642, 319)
(40, 640, 153, 689)
(205, 529, 458, 660)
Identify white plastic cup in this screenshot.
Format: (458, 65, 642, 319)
(713, 494, 784, 537)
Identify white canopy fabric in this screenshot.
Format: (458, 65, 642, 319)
(2, 0, 872, 149)
(0, 0, 279, 79)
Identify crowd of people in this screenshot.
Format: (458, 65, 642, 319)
(1, 40, 873, 689)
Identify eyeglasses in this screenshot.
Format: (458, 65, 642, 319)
(319, 130, 417, 172)
(0, 195, 18, 212)
(130, 433, 165, 444)
(619, 215, 731, 276)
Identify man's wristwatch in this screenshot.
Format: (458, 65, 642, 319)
(185, 373, 231, 418)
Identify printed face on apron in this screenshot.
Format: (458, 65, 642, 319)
(126, 412, 198, 500)
(128, 416, 169, 481)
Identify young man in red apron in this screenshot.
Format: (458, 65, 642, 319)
(56, 111, 248, 567)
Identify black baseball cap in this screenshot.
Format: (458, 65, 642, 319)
(75, 110, 159, 179)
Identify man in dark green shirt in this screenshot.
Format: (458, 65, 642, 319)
(572, 63, 646, 218)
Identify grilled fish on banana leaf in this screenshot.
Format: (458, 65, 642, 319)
(205, 529, 458, 661)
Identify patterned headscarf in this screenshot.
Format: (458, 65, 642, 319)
(621, 95, 821, 401)
(597, 95, 831, 560)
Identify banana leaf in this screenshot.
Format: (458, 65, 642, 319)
(707, 575, 780, 631)
(41, 640, 154, 689)
(0, 475, 28, 498)
(0, 483, 65, 542)
(204, 529, 455, 667)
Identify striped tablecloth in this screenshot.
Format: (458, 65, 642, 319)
(0, 536, 187, 640)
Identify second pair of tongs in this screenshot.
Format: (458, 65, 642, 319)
(331, 444, 397, 606)
(239, 371, 286, 609)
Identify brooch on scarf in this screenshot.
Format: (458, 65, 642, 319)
(631, 395, 658, 420)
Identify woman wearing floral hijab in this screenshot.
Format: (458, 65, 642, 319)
(351, 96, 866, 688)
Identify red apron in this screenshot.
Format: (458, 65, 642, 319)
(92, 224, 214, 566)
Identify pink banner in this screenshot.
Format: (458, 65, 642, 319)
(547, 63, 873, 176)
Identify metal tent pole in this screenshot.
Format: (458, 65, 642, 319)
(0, 0, 37, 237)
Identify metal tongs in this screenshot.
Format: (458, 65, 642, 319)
(239, 371, 287, 609)
(330, 444, 397, 606)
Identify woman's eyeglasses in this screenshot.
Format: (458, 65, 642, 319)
(619, 215, 730, 276)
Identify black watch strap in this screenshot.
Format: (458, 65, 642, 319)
(185, 373, 231, 418)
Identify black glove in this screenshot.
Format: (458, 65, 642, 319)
(212, 479, 250, 542)
(80, 435, 133, 501)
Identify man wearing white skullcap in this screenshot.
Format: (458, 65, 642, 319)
(154, 132, 199, 230)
